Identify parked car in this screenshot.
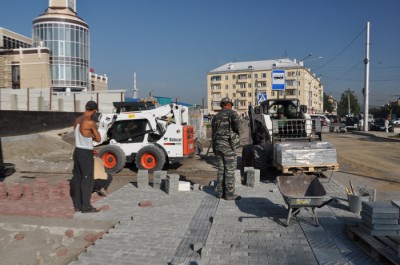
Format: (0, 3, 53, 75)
(310, 114, 330, 126)
(370, 118, 394, 132)
(344, 117, 359, 130)
(326, 114, 339, 123)
(392, 119, 400, 125)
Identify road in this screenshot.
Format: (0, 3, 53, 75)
(324, 132, 400, 201)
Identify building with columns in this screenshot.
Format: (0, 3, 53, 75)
(207, 58, 323, 115)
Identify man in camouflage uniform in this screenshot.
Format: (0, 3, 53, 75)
(211, 97, 241, 200)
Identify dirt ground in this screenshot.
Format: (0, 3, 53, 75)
(1, 123, 400, 264)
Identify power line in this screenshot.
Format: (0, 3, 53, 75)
(314, 27, 366, 71)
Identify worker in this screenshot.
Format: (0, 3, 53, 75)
(71, 100, 101, 213)
(277, 108, 287, 126)
(93, 150, 113, 197)
(211, 97, 241, 200)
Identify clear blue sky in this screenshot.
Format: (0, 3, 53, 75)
(1, 0, 400, 106)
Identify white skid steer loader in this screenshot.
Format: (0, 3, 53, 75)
(94, 102, 195, 173)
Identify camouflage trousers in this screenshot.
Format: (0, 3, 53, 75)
(214, 148, 237, 196)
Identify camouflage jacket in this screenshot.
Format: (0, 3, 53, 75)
(211, 108, 241, 150)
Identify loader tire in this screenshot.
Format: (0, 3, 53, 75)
(99, 145, 126, 174)
(242, 144, 254, 168)
(136, 145, 166, 173)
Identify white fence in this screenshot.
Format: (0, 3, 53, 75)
(0, 88, 125, 113)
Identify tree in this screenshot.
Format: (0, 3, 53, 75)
(337, 89, 361, 117)
(323, 93, 335, 113)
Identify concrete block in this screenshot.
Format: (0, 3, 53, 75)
(362, 201, 399, 214)
(153, 170, 167, 189)
(191, 242, 203, 252)
(137, 169, 149, 188)
(246, 168, 260, 188)
(361, 212, 399, 225)
(178, 181, 190, 191)
(192, 183, 200, 191)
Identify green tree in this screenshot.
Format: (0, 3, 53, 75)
(337, 89, 361, 117)
(323, 93, 335, 113)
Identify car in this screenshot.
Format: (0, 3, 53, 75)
(326, 114, 339, 123)
(392, 119, 400, 125)
(310, 114, 330, 126)
(370, 118, 394, 132)
(344, 117, 359, 130)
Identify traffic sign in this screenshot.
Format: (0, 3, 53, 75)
(272, 70, 285, 90)
(257, 93, 267, 103)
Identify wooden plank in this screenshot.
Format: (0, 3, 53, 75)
(347, 225, 400, 265)
(275, 163, 339, 174)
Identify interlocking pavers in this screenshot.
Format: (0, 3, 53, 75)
(69, 177, 379, 265)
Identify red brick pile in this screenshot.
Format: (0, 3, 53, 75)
(0, 178, 101, 218)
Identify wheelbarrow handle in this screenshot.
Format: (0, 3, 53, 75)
(317, 197, 340, 208)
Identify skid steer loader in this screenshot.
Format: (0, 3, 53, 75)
(244, 99, 338, 174)
(94, 102, 195, 173)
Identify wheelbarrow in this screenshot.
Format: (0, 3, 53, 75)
(277, 174, 335, 226)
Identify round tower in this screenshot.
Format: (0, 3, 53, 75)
(32, 0, 89, 92)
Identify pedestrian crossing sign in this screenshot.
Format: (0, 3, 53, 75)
(257, 93, 267, 103)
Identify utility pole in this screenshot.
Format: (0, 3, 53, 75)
(348, 92, 351, 116)
(363, 21, 371, 131)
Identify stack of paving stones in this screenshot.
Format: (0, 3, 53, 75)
(360, 201, 400, 236)
(153, 170, 167, 190)
(165, 174, 180, 195)
(274, 141, 337, 166)
(245, 168, 260, 188)
(0, 178, 84, 218)
(34, 178, 50, 201)
(137, 169, 149, 189)
(0, 182, 7, 199)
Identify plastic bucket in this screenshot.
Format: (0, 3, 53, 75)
(347, 193, 370, 214)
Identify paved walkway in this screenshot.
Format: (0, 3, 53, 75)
(70, 177, 378, 265)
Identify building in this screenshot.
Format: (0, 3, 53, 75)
(207, 58, 323, 115)
(0, 0, 107, 92)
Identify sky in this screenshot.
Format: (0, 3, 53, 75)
(1, 0, 400, 107)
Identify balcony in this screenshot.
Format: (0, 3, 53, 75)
(237, 78, 248, 83)
(211, 89, 221, 94)
(237, 105, 248, 110)
(237, 97, 247, 101)
(236, 87, 247, 92)
(211, 80, 222, 85)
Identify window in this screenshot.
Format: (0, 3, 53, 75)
(59, 41, 65, 56)
(225, 85, 228, 89)
(232, 84, 236, 89)
(240, 83, 246, 88)
(262, 73, 267, 78)
(248, 83, 252, 88)
(271, 91, 275, 97)
(248, 93, 252, 97)
(286, 80, 295, 86)
(232, 75, 236, 79)
(11, 65, 20, 89)
(59, 65, 65, 80)
(240, 92, 246, 97)
(211, 75, 221, 81)
(255, 74, 258, 78)
(225, 75, 228, 80)
(232, 93, 236, 97)
(247, 74, 251, 78)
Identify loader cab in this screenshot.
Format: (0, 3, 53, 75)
(260, 99, 300, 119)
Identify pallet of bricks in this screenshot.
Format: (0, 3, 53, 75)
(346, 200, 400, 265)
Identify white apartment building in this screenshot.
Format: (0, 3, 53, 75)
(207, 58, 323, 116)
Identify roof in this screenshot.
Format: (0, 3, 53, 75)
(209, 58, 300, 73)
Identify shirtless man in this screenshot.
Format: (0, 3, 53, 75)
(72, 100, 101, 213)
